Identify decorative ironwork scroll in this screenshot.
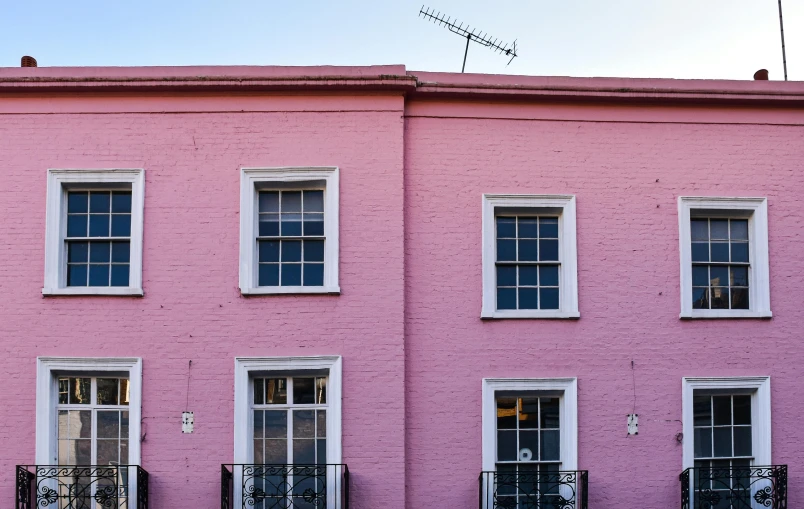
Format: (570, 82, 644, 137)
(680, 465, 787, 509)
(221, 464, 349, 509)
(479, 470, 589, 509)
(15, 465, 148, 509)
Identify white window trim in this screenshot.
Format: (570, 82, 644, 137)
(43, 169, 145, 296)
(481, 378, 578, 472)
(681, 376, 771, 469)
(481, 194, 579, 319)
(233, 356, 342, 464)
(36, 357, 143, 465)
(239, 167, 340, 295)
(678, 197, 771, 319)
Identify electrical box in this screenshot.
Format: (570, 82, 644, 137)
(627, 414, 638, 435)
(182, 411, 194, 434)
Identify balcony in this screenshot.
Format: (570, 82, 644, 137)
(221, 464, 349, 509)
(16, 465, 148, 509)
(479, 470, 588, 509)
(680, 465, 787, 509)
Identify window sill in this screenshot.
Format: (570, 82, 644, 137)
(42, 287, 144, 297)
(680, 310, 772, 319)
(241, 286, 341, 296)
(481, 310, 580, 320)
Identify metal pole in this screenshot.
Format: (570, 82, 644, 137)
(462, 34, 470, 73)
(778, 0, 788, 80)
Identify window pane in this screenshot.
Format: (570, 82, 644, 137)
(692, 287, 709, 309)
(691, 242, 709, 262)
(110, 265, 129, 287)
(733, 427, 752, 456)
(497, 266, 516, 287)
(538, 239, 559, 261)
(111, 215, 131, 237)
(540, 430, 560, 461)
(282, 241, 302, 262)
(496, 217, 516, 238)
(518, 240, 538, 261)
(518, 288, 538, 310)
(265, 439, 287, 463)
(731, 242, 749, 263)
(317, 411, 327, 438)
(691, 219, 709, 241)
(281, 264, 301, 286)
(97, 411, 120, 439)
(730, 267, 748, 287)
(709, 266, 728, 287)
(539, 265, 559, 287)
(497, 239, 516, 262)
(293, 439, 315, 464)
(497, 430, 517, 461)
(259, 241, 280, 263)
(692, 266, 709, 287)
(120, 382, 130, 406)
(282, 191, 302, 212)
(694, 428, 712, 458)
(97, 379, 119, 405)
(264, 410, 288, 438)
(710, 220, 729, 240)
(541, 398, 559, 428)
(497, 398, 517, 430)
(89, 215, 110, 237)
(254, 379, 265, 405)
(315, 378, 327, 404)
(281, 215, 302, 236)
(89, 242, 111, 263)
(294, 410, 315, 438)
(519, 430, 539, 460)
(259, 215, 280, 236)
(713, 427, 732, 457)
(518, 398, 539, 429)
(89, 192, 111, 213)
(497, 288, 516, 310)
(730, 220, 748, 240)
(710, 243, 729, 262)
(70, 378, 91, 404)
(59, 380, 69, 404)
(111, 241, 130, 263)
(68, 192, 89, 214)
(303, 214, 324, 236)
(67, 215, 88, 237)
(518, 266, 538, 286)
(259, 264, 279, 286)
(712, 397, 731, 425)
(540, 288, 559, 310)
(303, 190, 324, 212)
(68, 242, 89, 263)
(67, 264, 88, 286)
(303, 263, 324, 286)
(88, 264, 110, 286)
(710, 287, 729, 309)
(303, 240, 325, 262)
(294, 378, 315, 404)
(539, 217, 558, 238)
(317, 439, 327, 464)
(733, 396, 751, 425)
(517, 218, 538, 238)
(259, 192, 280, 213)
(111, 192, 132, 213)
(731, 288, 749, 309)
(266, 379, 287, 404)
(693, 396, 711, 426)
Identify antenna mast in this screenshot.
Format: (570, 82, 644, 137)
(419, 6, 518, 72)
(778, 0, 788, 81)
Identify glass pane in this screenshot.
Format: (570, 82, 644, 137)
(98, 379, 119, 405)
(497, 430, 517, 461)
(67, 264, 88, 286)
(111, 192, 131, 213)
(120, 440, 129, 464)
(691, 219, 709, 241)
(265, 439, 287, 463)
(69, 410, 92, 438)
(713, 427, 732, 457)
(694, 428, 712, 458)
(711, 287, 729, 309)
(539, 217, 558, 238)
(303, 190, 324, 212)
(709, 266, 729, 287)
(317, 439, 327, 464)
(518, 239, 538, 261)
(731, 242, 749, 263)
(540, 430, 560, 460)
(317, 411, 327, 437)
(281, 264, 302, 286)
(517, 218, 538, 238)
(266, 379, 287, 404)
(259, 192, 280, 213)
(59, 379, 69, 404)
(540, 288, 559, 310)
(315, 378, 327, 404)
(303, 240, 325, 262)
(121, 411, 129, 437)
(293, 439, 315, 464)
(731, 220, 748, 240)
(710, 220, 729, 240)
(110, 265, 129, 287)
(89, 242, 111, 263)
(496, 217, 516, 238)
(89, 214, 110, 237)
(692, 287, 709, 309)
(730, 287, 749, 310)
(497, 398, 517, 430)
(303, 264, 324, 286)
(519, 430, 539, 461)
(254, 379, 265, 405)
(259, 241, 280, 263)
(68, 192, 89, 213)
(97, 411, 120, 438)
(281, 241, 302, 262)
(97, 440, 119, 466)
(294, 378, 315, 404)
(518, 266, 538, 286)
(710, 243, 729, 262)
(733, 427, 752, 456)
(69, 242, 89, 263)
(497, 239, 516, 262)
(303, 214, 324, 236)
(259, 215, 280, 236)
(88, 264, 110, 286)
(541, 398, 560, 428)
(694, 396, 711, 426)
(76, 439, 91, 464)
(67, 215, 88, 237)
(539, 239, 559, 261)
(58, 411, 68, 438)
(692, 266, 709, 287)
(111, 241, 130, 263)
(497, 266, 516, 287)
(70, 378, 91, 404)
(712, 397, 731, 425)
(733, 396, 751, 425)
(691, 242, 709, 262)
(90, 192, 111, 213)
(119, 381, 130, 405)
(111, 215, 131, 237)
(264, 411, 287, 439)
(253, 440, 264, 464)
(519, 398, 539, 429)
(281, 216, 302, 236)
(730, 267, 748, 287)
(518, 288, 538, 310)
(294, 410, 316, 438)
(253, 410, 264, 439)
(540, 265, 559, 287)
(259, 264, 279, 286)
(497, 288, 516, 310)
(282, 191, 302, 212)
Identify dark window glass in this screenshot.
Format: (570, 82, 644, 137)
(281, 264, 302, 286)
(497, 266, 517, 287)
(690, 218, 751, 310)
(111, 192, 132, 213)
(539, 266, 559, 287)
(518, 266, 538, 286)
(68, 192, 89, 214)
(518, 288, 539, 309)
(540, 288, 559, 309)
(303, 264, 324, 286)
(304, 240, 325, 262)
(259, 264, 279, 286)
(88, 265, 110, 286)
(497, 288, 516, 310)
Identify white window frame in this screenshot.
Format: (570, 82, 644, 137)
(681, 376, 772, 470)
(678, 197, 771, 319)
(481, 194, 579, 319)
(43, 169, 145, 296)
(481, 378, 578, 472)
(239, 167, 340, 295)
(36, 357, 143, 465)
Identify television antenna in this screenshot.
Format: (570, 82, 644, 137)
(419, 6, 518, 73)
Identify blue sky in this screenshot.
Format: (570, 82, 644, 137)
(2, 0, 801, 80)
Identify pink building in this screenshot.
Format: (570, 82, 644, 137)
(1, 63, 803, 509)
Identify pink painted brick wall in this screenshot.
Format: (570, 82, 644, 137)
(403, 98, 804, 508)
(0, 94, 406, 509)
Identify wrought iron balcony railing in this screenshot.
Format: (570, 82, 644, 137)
(680, 465, 787, 509)
(221, 464, 349, 509)
(16, 465, 149, 509)
(479, 469, 588, 509)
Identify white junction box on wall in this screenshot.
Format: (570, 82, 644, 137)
(182, 411, 194, 434)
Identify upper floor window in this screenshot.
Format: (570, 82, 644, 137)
(43, 169, 145, 296)
(481, 195, 579, 319)
(239, 168, 339, 295)
(678, 197, 770, 319)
